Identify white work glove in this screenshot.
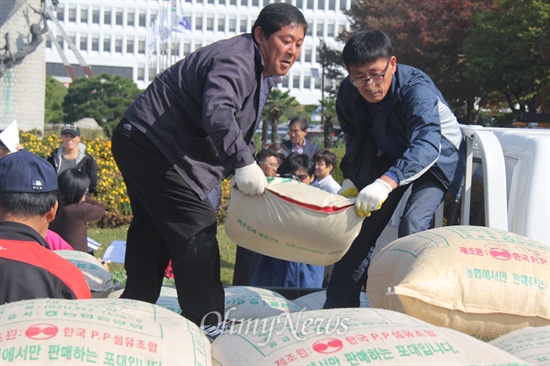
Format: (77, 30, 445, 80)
(355, 179, 393, 217)
(337, 179, 359, 197)
(232, 163, 267, 195)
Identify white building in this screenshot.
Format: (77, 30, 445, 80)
(45, 0, 351, 106)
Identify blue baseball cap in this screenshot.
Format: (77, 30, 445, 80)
(0, 150, 58, 193)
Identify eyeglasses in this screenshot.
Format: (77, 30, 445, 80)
(282, 173, 309, 181)
(350, 59, 391, 88)
(289, 128, 304, 134)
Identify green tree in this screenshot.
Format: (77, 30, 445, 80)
(262, 89, 300, 147)
(316, 40, 345, 100)
(44, 75, 67, 124)
(345, 0, 494, 123)
(464, 0, 550, 115)
(63, 73, 142, 136)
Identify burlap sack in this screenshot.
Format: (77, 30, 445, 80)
(0, 298, 211, 365)
(293, 290, 370, 311)
(224, 286, 301, 320)
(211, 308, 528, 365)
(367, 226, 550, 341)
(490, 325, 550, 365)
(225, 177, 363, 266)
(55, 250, 114, 293)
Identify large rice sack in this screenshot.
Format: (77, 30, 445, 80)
(55, 250, 114, 294)
(225, 177, 363, 266)
(367, 226, 550, 341)
(490, 325, 550, 365)
(0, 298, 211, 365)
(107, 286, 182, 314)
(224, 286, 301, 320)
(211, 308, 528, 365)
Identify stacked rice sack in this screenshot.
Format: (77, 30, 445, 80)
(0, 298, 211, 365)
(367, 226, 550, 341)
(211, 308, 528, 365)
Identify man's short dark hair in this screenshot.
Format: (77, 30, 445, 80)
(256, 148, 279, 164)
(252, 3, 308, 41)
(288, 117, 309, 131)
(0, 192, 57, 217)
(280, 153, 315, 178)
(313, 149, 338, 168)
(342, 30, 393, 68)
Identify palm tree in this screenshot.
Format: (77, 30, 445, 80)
(262, 89, 300, 146)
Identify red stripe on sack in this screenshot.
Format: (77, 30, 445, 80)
(267, 189, 354, 213)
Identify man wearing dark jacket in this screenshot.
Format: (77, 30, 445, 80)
(47, 123, 98, 195)
(0, 150, 91, 305)
(281, 117, 319, 158)
(324, 30, 465, 309)
(111, 3, 307, 334)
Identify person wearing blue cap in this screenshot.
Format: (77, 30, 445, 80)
(0, 150, 91, 304)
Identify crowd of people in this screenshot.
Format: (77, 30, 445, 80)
(1, 3, 464, 341)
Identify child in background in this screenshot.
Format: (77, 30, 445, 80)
(312, 149, 341, 194)
(49, 168, 105, 254)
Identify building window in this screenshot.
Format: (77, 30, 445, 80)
(79, 36, 87, 51)
(104, 10, 111, 25)
(80, 8, 88, 23)
(240, 19, 247, 33)
(316, 23, 324, 37)
(69, 8, 76, 22)
(329, 0, 336, 10)
(195, 16, 203, 31)
(230, 0, 237, 5)
(217, 18, 225, 32)
(56, 7, 64, 21)
(115, 38, 122, 53)
(219, 0, 226, 5)
(252, 0, 259, 6)
(92, 9, 100, 24)
(56, 36, 64, 49)
(307, 0, 314, 10)
(241, 0, 248, 5)
(103, 37, 111, 52)
(91, 37, 99, 51)
(327, 23, 335, 37)
(296, 0, 303, 10)
(304, 75, 311, 89)
(228, 18, 236, 32)
(208, 0, 214, 4)
(305, 48, 312, 62)
(293, 74, 300, 88)
(306, 23, 312, 36)
(339, 0, 347, 11)
(138, 67, 145, 81)
(126, 39, 134, 54)
(116, 11, 123, 26)
(139, 13, 146, 27)
(128, 12, 135, 27)
(207, 17, 214, 31)
(138, 40, 145, 54)
(282, 76, 289, 88)
(318, 0, 325, 10)
(338, 24, 345, 34)
(184, 42, 191, 56)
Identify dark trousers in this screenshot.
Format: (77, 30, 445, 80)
(232, 246, 259, 286)
(324, 184, 409, 308)
(111, 121, 224, 326)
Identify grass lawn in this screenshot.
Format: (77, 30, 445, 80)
(88, 224, 237, 285)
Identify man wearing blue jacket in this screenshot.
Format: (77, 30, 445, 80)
(111, 3, 307, 335)
(325, 30, 465, 308)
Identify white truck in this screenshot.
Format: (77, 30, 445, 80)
(376, 125, 550, 251)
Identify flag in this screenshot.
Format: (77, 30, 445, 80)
(174, 0, 191, 33)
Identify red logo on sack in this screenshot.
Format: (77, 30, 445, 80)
(312, 338, 344, 354)
(25, 324, 59, 340)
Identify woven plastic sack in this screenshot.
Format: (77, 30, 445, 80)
(55, 250, 114, 293)
(211, 307, 528, 365)
(367, 226, 550, 342)
(224, 286, 301, 320)
(0, 298, 211, 365)
(490, 325, 550, 365)
(225, 177, 363, 266)
(292, 290, 370, 311)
